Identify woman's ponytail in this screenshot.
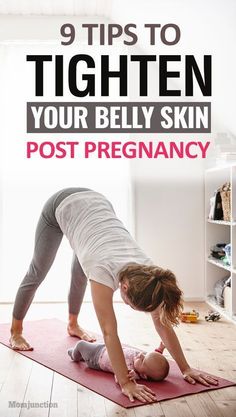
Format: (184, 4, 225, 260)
(153, 268, 183, 326)
(119, 264, 183, 326)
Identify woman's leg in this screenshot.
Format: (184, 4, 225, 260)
(67, 254, 96, 342)
(10, 187, 93, 350)
(10, 213, 63, 350)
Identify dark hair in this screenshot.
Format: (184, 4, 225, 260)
(119, 264, 183, 326)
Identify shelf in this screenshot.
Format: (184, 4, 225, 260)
(207, 219, 236, 226)
(205, 165, 236, 326)
(206, 296, 235, 323)
(207, 257, 231, 272)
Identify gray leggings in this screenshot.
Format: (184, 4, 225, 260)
(70, 340, 105, 370)
(13, 187, 90, 320)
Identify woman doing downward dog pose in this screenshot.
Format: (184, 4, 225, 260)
(10, 188, 218, 403)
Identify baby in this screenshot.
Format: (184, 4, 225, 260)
(68, 340, 169, 382)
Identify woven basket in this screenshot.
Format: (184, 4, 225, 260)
(220, 183, 231, 221)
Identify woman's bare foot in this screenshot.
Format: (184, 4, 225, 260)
(67, 324, 96, 342)
(9, 334, 33, 351)
(10, 318, 33, 351)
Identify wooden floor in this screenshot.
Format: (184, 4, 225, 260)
(0, 301, 236, 416)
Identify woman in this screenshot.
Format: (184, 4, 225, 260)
(10, 187, 218, 403)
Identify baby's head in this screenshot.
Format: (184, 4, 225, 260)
(133, 351, 169, 381)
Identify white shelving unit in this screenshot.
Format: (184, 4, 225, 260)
(205, 165, 236, 321)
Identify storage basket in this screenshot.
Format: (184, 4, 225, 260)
(220, 182, 231, 222)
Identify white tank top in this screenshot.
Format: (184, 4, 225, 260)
(55, 190, 153, 291)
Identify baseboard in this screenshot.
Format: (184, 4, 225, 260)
(183, 297, 205, 302)
(0, 300, 92, 305)
(0, 298, 206, 305)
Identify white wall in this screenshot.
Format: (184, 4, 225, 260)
(130, 159, 205, 300)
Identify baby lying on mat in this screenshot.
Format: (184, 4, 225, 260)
(68, 340, 169, 382)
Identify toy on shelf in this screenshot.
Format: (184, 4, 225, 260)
(205, 311, 221, 322)
(180, 310, 199, 323)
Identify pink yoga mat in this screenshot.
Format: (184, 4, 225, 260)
(0, 319, 235, 408)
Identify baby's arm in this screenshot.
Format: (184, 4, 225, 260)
(155, 341, 165, 354)
(114, 369, 138, 384)
(127, 369, 139, 381)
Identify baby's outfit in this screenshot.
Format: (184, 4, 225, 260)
(68, 340, 142, 379)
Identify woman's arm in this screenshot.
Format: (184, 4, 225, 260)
(151, 309, 218, 386)
(90, 281, 156, 403)
(151, 309, 190, 372)
(91, 281, 130, 386)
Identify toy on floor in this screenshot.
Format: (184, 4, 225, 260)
(205, 311, 221, 322)
(180, 310, 199, 323)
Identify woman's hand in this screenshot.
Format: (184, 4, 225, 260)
(183, 367, 219, 386)
(121, 380, 157, 403)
